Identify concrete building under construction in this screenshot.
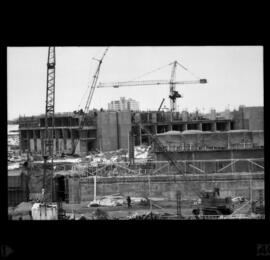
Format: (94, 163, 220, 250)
(19, 105, 263, 156)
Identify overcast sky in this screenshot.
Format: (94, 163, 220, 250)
(8, 46, 263, 120)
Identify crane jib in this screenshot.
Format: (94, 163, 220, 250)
(98, 79, 207, 88)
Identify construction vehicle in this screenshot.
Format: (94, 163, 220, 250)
(97, 60, 207, 111)
(132, 123, 234, 217)
(198, 188, 234, 216)
(251, 190, 264, 214)
(71, 47, 109, 155)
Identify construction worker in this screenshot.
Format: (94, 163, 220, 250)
(28, 210, 32, 220)
(127, 196, 131, 208)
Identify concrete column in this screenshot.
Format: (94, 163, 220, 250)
(139, 125, 142, 145)
(55, 129, 59, 154)
(71, 129, 75, 151)
(226, 121, 231, 131)
(26, 130, 30, 151)
(40, 130, 44, 155)
(148, 136, 151, 146)
(33, 130, 37, 152)
(183, 124, 187, 131)
(211, 122, 217, 132)
(198, 123, 202, 131)
(154, 125, 157, 134)
(168, 124, 172, 131)
(63, 129, 67, 150)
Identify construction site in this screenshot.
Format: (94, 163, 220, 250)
(8, 47, 264, 220)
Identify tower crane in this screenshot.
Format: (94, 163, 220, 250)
(42, 46, 56, 202)
(97, 60, 207, 112)
(71, 47, 109, 155)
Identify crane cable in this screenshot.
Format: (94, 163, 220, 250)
(77, 48, 106, 110)
(128, 60, 201, 82)
(176, 61, 201, 80)
(130, 62, 172, 81)
(78, 64, 93, 110)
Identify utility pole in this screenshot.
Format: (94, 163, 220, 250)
(176, 191, 182, 218)
(148, 175, 152, 212)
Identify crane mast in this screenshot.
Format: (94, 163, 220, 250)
(42, 46, 56, 201)
(169, 61, 178, 111)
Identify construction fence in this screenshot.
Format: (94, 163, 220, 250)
(67, 158, 264, 177)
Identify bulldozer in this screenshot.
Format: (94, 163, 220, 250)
(194, 188, 234, 216)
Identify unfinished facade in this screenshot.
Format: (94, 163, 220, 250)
(19, 106, 263, 156)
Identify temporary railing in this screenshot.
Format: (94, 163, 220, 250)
(62, 158, 264, 177)
(155, 143, 263, 152)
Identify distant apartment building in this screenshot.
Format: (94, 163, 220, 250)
(108, 97, 139, 111)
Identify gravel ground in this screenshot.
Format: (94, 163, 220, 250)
(62, 200, 196, 219)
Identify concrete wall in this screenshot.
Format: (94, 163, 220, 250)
(28, 137, 76, 154)
(156, 148, 264, 162)
(233, 107, 263, 130)
(68, 177, 81, 203)
(243, 107, 264, 130)
(74, 172, 264, 202)
(97, 112, 118, 151)
(156, 131, 264, 149)
(117, 111, 132, 150)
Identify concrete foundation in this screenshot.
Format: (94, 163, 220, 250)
(71, 172, 264, 202)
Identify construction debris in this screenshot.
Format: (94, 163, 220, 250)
(92, 208, 109, 220)
(127, 211, 160, 220)
(86, 149, 128, 165)
(31, 203, 58, 220)
(13, 202, 33, 216)
(134, 145, 150, 159)
(88, 195, 150, 207)
(8, 163, 21, 170)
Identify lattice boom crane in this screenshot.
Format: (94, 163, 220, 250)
(42, 46, 56, 201)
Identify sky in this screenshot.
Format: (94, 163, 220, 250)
(8, 46, 263, 120)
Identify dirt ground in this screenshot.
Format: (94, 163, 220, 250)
(62, 200, 196, 219)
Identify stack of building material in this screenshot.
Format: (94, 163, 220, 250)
(31, 203, 58, 220)
(134, 145, 150, 159)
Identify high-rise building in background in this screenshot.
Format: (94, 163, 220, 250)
(108, 97, 139, 111)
